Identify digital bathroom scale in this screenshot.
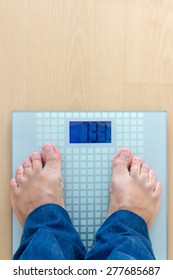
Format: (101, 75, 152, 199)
(12, 111, 167, 259)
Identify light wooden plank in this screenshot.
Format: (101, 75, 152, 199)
(126, 0, 173, 84)
(26, 0, 125, 109)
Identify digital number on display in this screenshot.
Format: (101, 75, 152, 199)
(69, 121, 111, 143)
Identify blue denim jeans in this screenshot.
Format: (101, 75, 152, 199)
(13, 204, 155, 260)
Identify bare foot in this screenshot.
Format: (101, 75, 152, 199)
(108, 148, 161, 228)
(10, 144, 64, 226)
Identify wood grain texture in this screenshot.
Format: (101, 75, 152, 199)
(0, 0, 172, 259)
(126, 0, 173, 84)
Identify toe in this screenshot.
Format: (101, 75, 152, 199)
(42, 143, 62, 172)
(148, 170, 157, 187)
(130, 157, 143, 177)
(16, 166, 25, 184)
(10, 178, 19, 192)
(23, 159, 32, 176)
(140, 163, 149, 179)
(153, 181, 162, 197)
(30, 152, 42, 171)
(112, 147, 132, 176)
(141, 163, 149, 173)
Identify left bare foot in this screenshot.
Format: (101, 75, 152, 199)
(10, 143, 64, 226)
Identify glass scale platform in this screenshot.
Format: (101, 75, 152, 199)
(12, 111, 167, 259)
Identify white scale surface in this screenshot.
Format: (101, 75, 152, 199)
(12, 111, 167, 259)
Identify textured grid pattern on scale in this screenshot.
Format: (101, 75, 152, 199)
(36, 111, 144, 249)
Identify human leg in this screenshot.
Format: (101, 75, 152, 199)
(10, 144, 86, 260)
(85, 148, 161, 260)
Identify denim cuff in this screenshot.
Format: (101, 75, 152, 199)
(106, 210, 150, 238)
(14, 203, 86, 260)
(85, 209, 155, 260)
(21, 203, 72, 241)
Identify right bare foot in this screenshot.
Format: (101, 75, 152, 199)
(10, 144, 64, 227)
(108, 148, 161, 228)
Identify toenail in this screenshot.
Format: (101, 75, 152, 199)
(133, 157, 142, 164)
(150, 170, 156, 178)
(23, 160, 31, 167)
(142, 164, 149, 172)
(31, 152, 40, 158)
(17, 166, 23, 173)
(10, 178, 16, 183)
(44, 145, 54, 153)
(120, 149, 131, 159)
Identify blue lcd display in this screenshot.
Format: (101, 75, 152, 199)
(70, 121, 111, 143)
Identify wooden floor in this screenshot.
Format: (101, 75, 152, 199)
(0, 0, 173, 259)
